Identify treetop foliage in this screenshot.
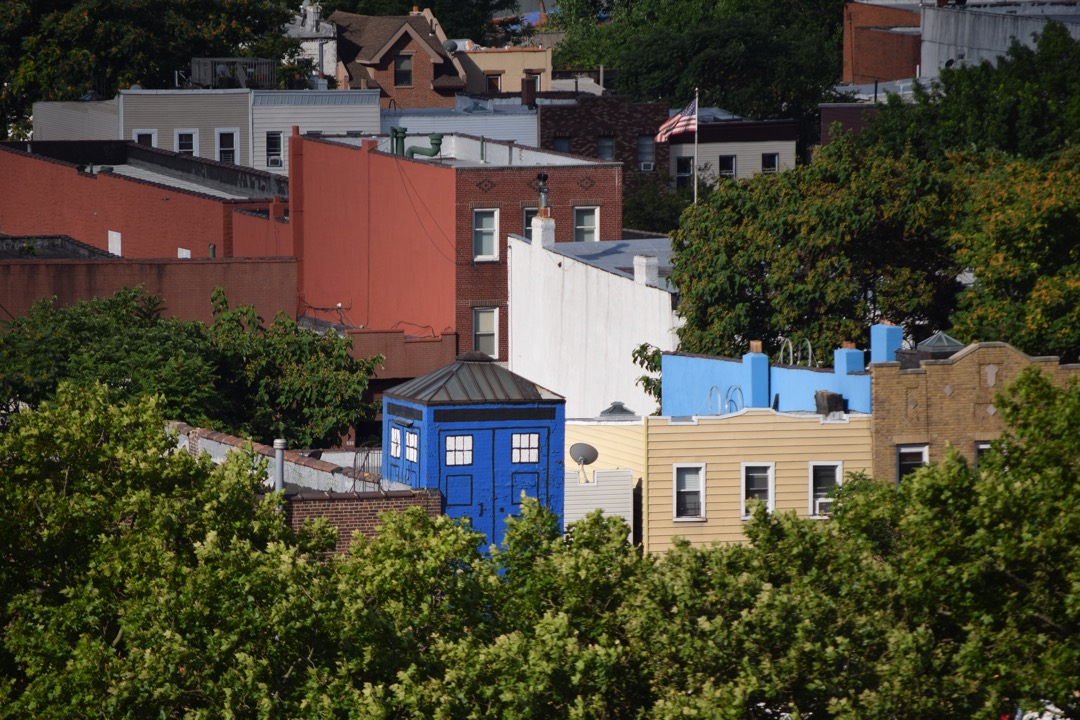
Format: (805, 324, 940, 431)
(0, 287, 381, 447)
(0, 0, 299, 139)
(2, 367, 1078, 717)
(319, 0, 523, 46)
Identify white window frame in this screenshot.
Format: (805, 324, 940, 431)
(177, 247, 191, 259)
(762, 152, 780, 174)
(390, 427, 402, 458)
(107, 230, 122, 257)
(511, 433, 540, 464)
(485, 73, 502, 91)
(673, 463, 706, 521)
(174, 128, 199, 156)
(573, 206, 599, 243)
(741, 462, 775, 519)
(896, 444, 928, 483)
(405, 431, 418, 463)
(472, 208, 499, 261)
(473, 307, 498, 359)
(808, 461, 842, 518)
(974, 441, 992, 468)
(215, 127, 240, 164)
(266, 131, 284, 168)
(445, 434, 473, 466)
(522, 207, 538, 241)
(132, 129, 158, 147)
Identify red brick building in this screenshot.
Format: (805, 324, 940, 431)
(843, 2, 922, 84)
(232, 129, 623, 367)
(330, 8, 466, 108)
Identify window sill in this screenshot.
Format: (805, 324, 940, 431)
(673, 516, 707, 523)
(473, 255, 500, 263)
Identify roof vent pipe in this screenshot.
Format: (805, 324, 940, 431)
(273, 439, 286, 495)
(405, 133, 443, 159)
(389, 127, 407, 156)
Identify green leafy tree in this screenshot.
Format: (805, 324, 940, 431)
(856, 21, 1080, 162)
(670, 138, 961, 359)
(949, 148, 1080, 361)
(0, 287, 380, 446)
(0, 0, 298, 139)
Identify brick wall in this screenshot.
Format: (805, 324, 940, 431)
(284, 489, 442, 553)
(348, 328, 458, 379)
(453, 162, 622, 360)
(843, 2, 921, 83)
(371, 35, 458, 109)
(538, 95, 670, 189)
(820, 104, 881, 145)
(870, 343, 1080, 480)
(0, 258, 297, 324)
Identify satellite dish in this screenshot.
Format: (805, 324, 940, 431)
(569, 443, 599, 466)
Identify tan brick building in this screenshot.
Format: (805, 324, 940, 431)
(871, 342, 1080, 482)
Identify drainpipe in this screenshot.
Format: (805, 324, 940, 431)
(405, 133, 443, 159)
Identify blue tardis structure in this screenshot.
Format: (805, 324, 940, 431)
(380, 352, 566, 548)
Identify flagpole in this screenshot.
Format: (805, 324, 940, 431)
(693, 86, 699, 204)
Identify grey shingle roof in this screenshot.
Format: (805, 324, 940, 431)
(385, 352, 563, 406)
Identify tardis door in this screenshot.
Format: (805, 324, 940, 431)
(491, 428, 549, 548)
(385, 422, 406, 483)
(440, 429, 495, 542)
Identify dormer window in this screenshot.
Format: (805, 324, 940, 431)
(395, 54, 413, 87)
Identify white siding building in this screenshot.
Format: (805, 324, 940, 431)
(508, 217, 680, 419)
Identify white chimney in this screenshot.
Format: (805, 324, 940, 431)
(532, 207, 555, 249)
(634, 255, 658, 286)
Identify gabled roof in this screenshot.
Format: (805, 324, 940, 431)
(385, 352, 563, 406)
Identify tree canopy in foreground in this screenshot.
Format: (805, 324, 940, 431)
(1, 370, 1077, 717)
(0, 287, 380, 446)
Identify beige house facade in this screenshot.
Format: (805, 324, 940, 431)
(458, 46, 552, 94)
(567, 408, 872, 553)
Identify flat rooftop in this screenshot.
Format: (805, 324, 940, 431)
(327, 133, 618, 169)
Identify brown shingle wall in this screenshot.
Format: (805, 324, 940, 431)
(870, 344, 1080, 480)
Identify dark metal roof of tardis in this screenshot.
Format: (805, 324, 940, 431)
(384, 352, 564, 406)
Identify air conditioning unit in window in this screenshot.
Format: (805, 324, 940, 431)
(814, 498, 835, 516)
(267, 157, 283, 168)
(639, 162, 655, 172)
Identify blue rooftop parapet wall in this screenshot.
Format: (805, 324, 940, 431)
(870, 323, 903, 364)
(662, 349, 872, 416)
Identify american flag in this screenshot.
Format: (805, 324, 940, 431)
(655, 98, 697, 143)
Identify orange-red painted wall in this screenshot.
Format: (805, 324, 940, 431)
(290, 136, 458, 335)
(0, 147, 268, 258)
(0, 258, 297, 324)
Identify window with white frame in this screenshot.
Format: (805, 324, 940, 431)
(175, 128, 199, 156)
(522, 207, 538, 241)
(390, 427, 402, 458)
(473, 307, 498, 359)
(472, 209, 498, 260)
(809, 462, 841, 517)
(718, 155, 736, 178)
(445, 435, 473, 466)
(597, 135, 615, 161)
(216, 128, 239, 164)
(975, 441, 992, 468)
(133, 129, 157, 147)
(266, 131, 283, 167)
(762, 153, 779, 174)
(741, 463, 774, 518)
(573, 207, 598, 242)
(108, 230, 122, 256)
(485, 73, 502, 91)
(405, 431, 418, 462)
(673, 464, 705, 519)
(394, 54, 413, 86)
(637, 135, 655, 170)
(511, 433, 539, 463)
(896, 444, 928, 482)
(177, 247, 192, 259)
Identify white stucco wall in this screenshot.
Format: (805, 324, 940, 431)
(507, 231, 680, 419)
